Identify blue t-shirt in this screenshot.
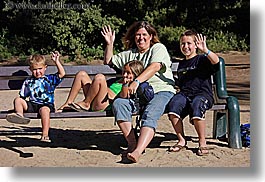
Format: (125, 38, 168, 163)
(19, 73, 63, 105)
(177, 54, 219, 105)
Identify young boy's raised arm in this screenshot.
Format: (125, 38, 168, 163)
(195, 34, 219, 65)
(51, 51, 65, 78)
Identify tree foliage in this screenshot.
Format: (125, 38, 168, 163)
(0, 0, 249, 61)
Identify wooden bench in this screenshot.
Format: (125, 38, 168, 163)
(0, 57, 242, 149)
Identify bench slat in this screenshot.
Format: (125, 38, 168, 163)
(0, 111, 112, 119)
(0, 104, 226, 119)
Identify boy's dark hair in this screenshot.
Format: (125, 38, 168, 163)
(179, 29, 198, 41)
(179, 29, 199, 54)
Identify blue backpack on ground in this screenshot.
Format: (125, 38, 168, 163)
(240, 123, 250, 148)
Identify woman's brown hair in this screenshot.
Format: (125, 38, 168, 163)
(122, 21, 160, 50)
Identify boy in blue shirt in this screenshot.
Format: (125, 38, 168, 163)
(6, 51, 65, 142)
(167, 30, 219, 156)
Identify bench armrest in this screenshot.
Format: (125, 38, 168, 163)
(214, 57, 229, 99)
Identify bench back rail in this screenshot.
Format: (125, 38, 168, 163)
(0, 65, 117, 90)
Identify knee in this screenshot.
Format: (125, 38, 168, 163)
(113, 98, 125, 109)
(168, 114, 177, 121)
(14, 97, 24, 104)
(112, 98, 130, 113)
(112, 98, 133, 122)
(14, 97, 22, 102)
(169, 96, 186, 108)
(94, 74, 106, 82)
(141, 121, 157, 130)
(39, 106, 50, 114)
(76, 70, 88, 78)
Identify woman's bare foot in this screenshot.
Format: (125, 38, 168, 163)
(127, 151, 141, 163)
(121, 144, 137, 157)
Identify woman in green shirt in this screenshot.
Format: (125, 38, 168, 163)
(102, 21, 176, 163)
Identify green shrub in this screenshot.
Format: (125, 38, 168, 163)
(0, 28, 12, 60)
(1, 0, 249, 62)
(205, 30, 249, 52)
(158, 26, 186, 56)
(34, 4, 125, 61)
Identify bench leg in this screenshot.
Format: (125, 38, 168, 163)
(227, 96, 242, 149)
(213, 111, 227, 139)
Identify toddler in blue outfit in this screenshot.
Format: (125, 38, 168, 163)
(6, 51, 65, 142)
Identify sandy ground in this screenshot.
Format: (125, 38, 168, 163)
(0, 52, 250, 167)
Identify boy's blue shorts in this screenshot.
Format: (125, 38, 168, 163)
(167, 93, 212, 123)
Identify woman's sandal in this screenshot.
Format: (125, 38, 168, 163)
(56, 104, 76, 112)
(169, 143, 187, 152)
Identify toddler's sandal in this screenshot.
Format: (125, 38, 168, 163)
(40, 136, 51, 143)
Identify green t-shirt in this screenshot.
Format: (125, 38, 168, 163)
(111, 43, 176, 94)
(109, 82, 123, 95)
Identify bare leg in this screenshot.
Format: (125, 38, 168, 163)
(13, 97, 28, 116)
(193, 119, 207, 146)
(6, 97, 30, 124)
(127, 126, 154, 163)
(117, 120, 137, 155)
(57, 71, 92, 111)
(75, 74, 111, 111)
(168, 115, 186, 151)
(193, 118, 209, 155)
(39, 106, 51, 137)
